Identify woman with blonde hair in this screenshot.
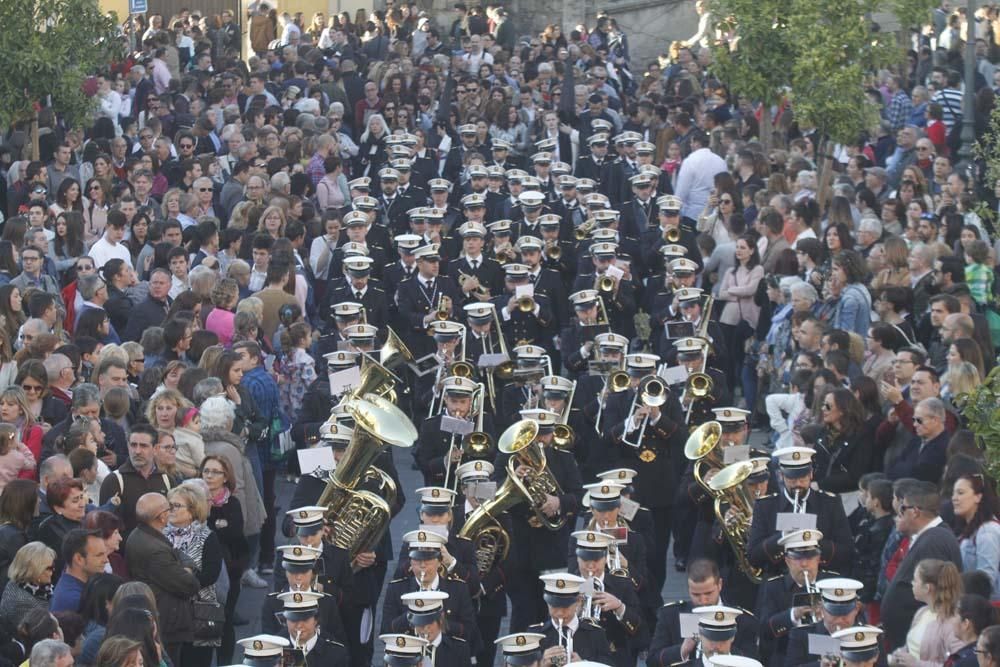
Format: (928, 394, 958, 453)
(890, 559, 964, 667)
(941, 361, 980, 404)
(0, 542, 56, 626)
(227, 201, 254, 231)
(0, 387, 42, 479)
(161, 188, 184, 221)
(871, 235, 911, 290)
(165, 482, 223, 665)
(258, 205, 286, 241)
(145, 388, 190, 437)
(95, 636, 145, 667)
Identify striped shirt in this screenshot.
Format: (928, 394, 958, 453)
(931, 87, 964, 130)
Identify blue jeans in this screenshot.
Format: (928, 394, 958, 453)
(246, 442, 264, 495)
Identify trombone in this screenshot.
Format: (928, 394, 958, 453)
(594, 364, 630, 435)
(552, 380, 577, 451)
(483, 307, 512, 411)
(621, 375, 668, 448)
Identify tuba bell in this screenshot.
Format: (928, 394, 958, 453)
(498, 419, 566, 530)
(708, 460, 764, 582)
(317, 395, 418, 563)
(685, 371, 714, 398)
(684, 421, 724, 493)
(457, 472, 531, 576)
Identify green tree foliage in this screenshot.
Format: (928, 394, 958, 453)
(956, 367, 1000, 481)
(0, 0, 118, 134)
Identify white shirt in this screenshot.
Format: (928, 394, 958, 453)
(675, 148, 728, 219)
(88, 236, 133, 271)
(910, 516, 944, 546)
(791, 228, 817, 250)
(249, 268, 267, 292)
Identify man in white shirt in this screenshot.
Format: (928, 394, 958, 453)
(675, 131, 727, 220)
(88, 210, 133, 271)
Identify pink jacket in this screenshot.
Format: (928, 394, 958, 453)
(205, 308, 235, 348)
(719, 264, 764, 328)
(0, 443, 35, 493)
(905, 607, 965, 667)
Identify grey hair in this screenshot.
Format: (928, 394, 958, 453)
(192, 378, 224, 406)
(790, 282, 819, 303)
(23, 318, 48, 335)
(911, 243, 935, 267)
(30, 639, 71, 667)
(858, 217, 883, 235)
(71, 383, 101, 410)
(43, 353, 72, 383)
(271, 171, 291, 192)
(77, 274, 105, 301)
(188, 265, 218, 298)
(39, 455, 71, 484)
(200, 395, 236, 431)
(917, 397, 947, 421)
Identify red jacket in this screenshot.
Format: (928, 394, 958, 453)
(61, 282, 78, 336)
(18, 425, 43, 481)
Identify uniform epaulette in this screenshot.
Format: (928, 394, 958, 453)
(661, 599, 686, 608)
(451, 636, 467, 642)
(527, 622, 545, 629)
(768, 574, 783, 581)
(323, 638, 346, 647)
(266, 591, 280, 598)
(371, 285, 385, 292)
(737, 606, 755, 617)
(383, 261, 396, 268)
(819, 489, 837, 497)
(389, 577, 407, 584)
(758, 493, 778, 500)
(581, 617, 602, 627)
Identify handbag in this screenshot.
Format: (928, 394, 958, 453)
(192, 599, 226, 640)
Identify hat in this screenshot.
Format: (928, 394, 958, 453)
(458, 124, 477, 135)
(592, 209, 620, 224)
(407, 207, 431, 222)
(353, 195, 378, 211)
(584, 193, 610, 208)
(540, 375, 574, 400)
(344, 210, 369, 227)
(772, 446, 815, 478)
(347, 176, 371, 191)
(428, 320, 465, 343)
(378, 167, 400, 181)
(495, 632, 546, 665)
(491, 139, 512, 151)
(693, 605, 743, 641)
(516, 235, 543, 252)
(625, 353, 660, 375)
(621, 131, 642, 144)
(441, 375, 477, 395)
(518, 191, 545, 208)
(572, 529, 615, 560)
(778, 529, 823, 557)
(708, 656, 764, 667)
(239, 635, 290, 659)
(464, 302, 495, 323)
(278, 590, 325, 620)
(540, 572, 585, 607)
(535, 138, 557, 151)
(413, 244, 441, 261)
(629, 172, 653, 187)
(344, 256, 374, 277)
(330, 301, 364, 320)
(558, 174, 578, 189)
(487, 220, 513, 235)
(285, 505, 327, 537)
(583, 481, 624, 511)
(591, 228, 617, 242)
(390, 158, 412, 171)
(570, 289, 599, 310)
(402, 590, 449, 625)
(456, 459, 494, 482)
(670, 258, 699, 274)
(675, 287, 704, 305)
(513, 344, 546, 363)
(531, 151, 553, 165)
(506, 168, 528, 183)
(591, 118, 613, 132)
(538, 213, 562, 228)
(461, 193, 487, 209)
(595, 333, 628, 350)
(403, 526, 448, 560)
(816, 578, 863, 615)
(832, 626, 883, 664)
(591, 242, 618, 258)
(458, 221, 487, 238)
(635, 141, 655, 154)
(519, 408, 560, 433)
(675, 337, 707, 359)
(381, 634, 428, 665)
(486, 165, 505, 178)
(468, 164, 488, 179)
(587, 132, 610, 146)
(276, 544, 322, 573)
(640, 164, 662, 178)
(712, 407, 751, 432)
(658, 194, 682, 211)
(551, 161, 571, 176)
(319, 421, 354, 448)
(747, 457, 770, 483)
(394, 234, 422, 252)
(504, 262, 530, 279)
(344, 323, 378, 343)
(428, 178, 452, 192)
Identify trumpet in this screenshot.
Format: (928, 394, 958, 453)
(793, 489, 805, 513)
(595, 274, 616, 294)
(495, 245, 516, 264)
(459, 271, 491, 299)
(575, 218, 596, 240)
(581, 576, 603, 620)
(545, 243, 562, 261)
(554, 617, 573, 666)
(621, 375, 667, 448)
(665, 227, 681, 243)
(518, 295, 536, 312)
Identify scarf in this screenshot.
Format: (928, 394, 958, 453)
(163, 520, 205, 554)
(19, 581, 53, 601)
(210, 488, 231, 508)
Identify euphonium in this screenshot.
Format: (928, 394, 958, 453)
(684, 421, 724, 494)
(317, 395, 418, 562)
(498, 419, 566, 530)
(708, 460, 763, 583)
(457, 472, 532, 576)
(685, 370, 714, 398)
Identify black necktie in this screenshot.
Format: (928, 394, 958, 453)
(355, 291, 363, 300)
(471, 259, 479, 270)
(530, 274, 537, 284)
(426, 280, 434, 292)
(405, 267, 413, 278)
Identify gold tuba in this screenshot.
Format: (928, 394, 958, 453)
(457, 473, 531, 576)
(498, 419, 566, 530)
(684, 421, 724, 494)
(708, 460, 763, 583)
(317, 395, 418, 563)
(352, 328, 413, 402)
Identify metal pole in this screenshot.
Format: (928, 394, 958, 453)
(958, 0, 978, 166)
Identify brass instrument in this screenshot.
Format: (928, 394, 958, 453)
(665, 226, 681, 243)
(684, 421, 724, 494)
(552, 380, 577, 451)
(621, 375, 668, 448)
(317, 394, 418, 565)
(498, 419, 566, 530)
(594, 369, 630, 435)
(575, 218, 596, 240)
(545, 242, 562, 261)
(495, 245, 516, 264)
(457, 459, 532, 576)
(580, 576, 603, 620)
(708, 460, 763, 583)
(448, 360, 476, 379)
(517, 295, 536, 313)
(458, 270, 491, 299)
(353, 327, 414, 401)
(462, 383, 494, 459)
(596, 274, 616, 295)
(435, 295, 452, 321)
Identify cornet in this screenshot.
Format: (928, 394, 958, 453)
(664, 226, 681, 243)
(545, 242, 562, 261)
(517, 295, 536, 313)
(595, 274, 616, 295)
(575, 218, 596, 240)
(458, 271, 491, 299)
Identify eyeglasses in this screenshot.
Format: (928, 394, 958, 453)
(20, 384, 43, 393)
(158, 444, 178, 452)
(898, 504, 919, 515)
(720, 199, 733, 204)
(822, 403, 834, 411)
(198, 187, 212, 192)
(179, 143, 194, 149)
(202, 468, 225, 476)
(169, 502, 187, 511)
